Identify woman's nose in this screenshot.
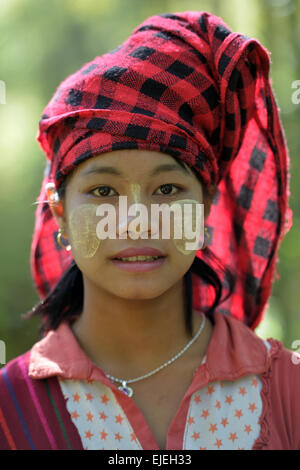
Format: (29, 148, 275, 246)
(117, 198, 159, 240)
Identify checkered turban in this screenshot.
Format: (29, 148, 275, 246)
(31, 11, 293, 329)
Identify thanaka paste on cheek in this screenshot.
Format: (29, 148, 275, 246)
(167, 199, 204, 255)
(68, 204, 100, 258)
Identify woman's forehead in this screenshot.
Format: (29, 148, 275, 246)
(71, 149, 194, 180)
(79, 149, 179, 168)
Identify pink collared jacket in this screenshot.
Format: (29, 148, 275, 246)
(0, 312, 299, 450)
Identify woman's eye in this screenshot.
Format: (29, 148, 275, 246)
(89, 184, 182, 198)
(90, 186, 116, 197)
(155, 184, 181, 196)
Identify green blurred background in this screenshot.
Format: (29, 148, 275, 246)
(0, 0, 299, 363)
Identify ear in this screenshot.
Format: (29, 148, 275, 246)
(45, 183, 66, 228)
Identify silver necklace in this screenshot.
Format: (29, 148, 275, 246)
(105, 313, 206, 397)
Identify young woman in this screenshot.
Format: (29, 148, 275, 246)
(0, 11, 298, 450)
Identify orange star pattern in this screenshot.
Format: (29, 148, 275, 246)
(221, 417, 229, 427)
(214, 438, 222, 448)
(209, 423, 217, 433)
(100, 394, 109, 405)
(60, 372, 263, 450)
(251, 378, 258, 387)
(225, 395, 233, 405)
(188, 416, 195, 425)
(85, 430, 93, 440)
(244, 425, 252, 434)
(201, 409, 209, 419)
(248, 402, 257, 413)
(73, 393, 80, 402)
(115, 414, 124, 424)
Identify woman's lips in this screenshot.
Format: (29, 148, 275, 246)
(110, 256, 167, 272)
(110, 246, 165, 258)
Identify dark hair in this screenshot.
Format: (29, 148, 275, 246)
(23, 156, 235, 339)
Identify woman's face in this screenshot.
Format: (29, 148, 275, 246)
(48, 149, 213, 300)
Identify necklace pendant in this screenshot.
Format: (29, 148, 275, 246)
(118, 381, 133, 397)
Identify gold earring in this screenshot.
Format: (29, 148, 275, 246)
(57, 228, 72, 251)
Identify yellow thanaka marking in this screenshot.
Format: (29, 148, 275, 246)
(68, 204, 100, 258)
(130, 183, 141, 205)
(67, 196, 204, 258)
(168, 199, 204, 255)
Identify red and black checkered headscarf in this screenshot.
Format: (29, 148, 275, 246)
(31, 11, 292, 329)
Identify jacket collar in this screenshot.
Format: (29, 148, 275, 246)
(28, 311, 270, 384)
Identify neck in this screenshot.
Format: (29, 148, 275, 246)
(70, 276, 206, 379)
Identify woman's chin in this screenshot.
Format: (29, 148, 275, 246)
(90, 270, 177, 300)
(107, 280, 171, 300)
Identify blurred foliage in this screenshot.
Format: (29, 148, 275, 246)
(0, 0, 299, 363)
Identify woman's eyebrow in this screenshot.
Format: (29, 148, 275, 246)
(150, 163, 190, 177)
(79, 162, 190, 178)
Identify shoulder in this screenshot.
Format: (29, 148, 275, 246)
(0, 350, 81, 450)
(264, 337, 300, 449)
(265, 336, 300, 385)
(0, 350, 32, 396)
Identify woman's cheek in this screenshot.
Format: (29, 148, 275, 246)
(68, 203, 100, 258)
(67, 198, 204, 259)
(167, 199, 204, 256)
